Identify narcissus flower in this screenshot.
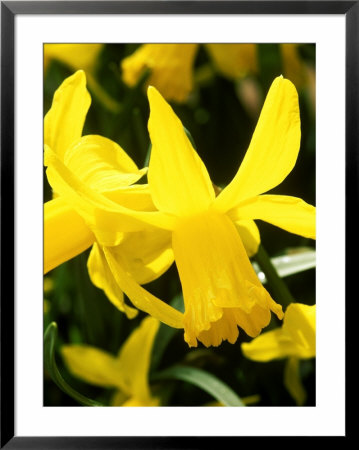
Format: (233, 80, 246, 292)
(44, 71, 174, 318)
(207, 44, 309, 87)
(45, 75, 315, 347)
(44, 44, 103, 75)
(205, 44, 258, 79)
(241, 303, 315, 405)
(62, 317, 160, 406)
(121, 44, 199, 103)
(121, 43, 310, 102)
(241, 303, 316, 360)
(44, 70, 144, 272)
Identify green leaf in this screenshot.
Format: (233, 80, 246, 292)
(44, 322, 104, 407)
(152, 365, 245, 406)
(252, 247, 316, 283)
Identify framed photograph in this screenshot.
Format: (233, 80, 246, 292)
(1, 0, 354, 447)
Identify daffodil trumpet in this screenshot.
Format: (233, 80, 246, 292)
(45, 74, 315, 348)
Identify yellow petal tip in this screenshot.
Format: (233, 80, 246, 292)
(67, 69, 87, 85)
(147, 85, 161, 102)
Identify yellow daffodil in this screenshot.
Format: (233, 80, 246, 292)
(44, 44, 103, 75)
(122, 43, 256, 102)
(241, 303, 315, 360)
(241, 303, 316, 405)
(44, 75, 315, 348)
(44, 71, 175, 319)
(205, 44, 258, 79)
(62, 317, 160, 406)
(121, 43, 311, 103)
(121, 44, 199, 103)
(206, 44, 309, 88)
(44, 69, 144, 271)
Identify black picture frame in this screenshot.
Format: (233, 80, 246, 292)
(1, 1, 355, 447)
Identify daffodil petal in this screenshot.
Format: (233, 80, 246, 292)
(44, 197, 94, 274)
(64, 135, 147, 192)
(197, 299, 283, 347)
(108, 228, 174, 285)
(147, 86, 215, 216)
(205, 44, 257, 79)
(104, 184, 155, 211)
(233, 219, 261, 257)
(61, 345, 125, 390)
(44, 146, 177, 237)
(229, 195, 316, 239)
(282, 303, 316, 358)
(87, 243, 138, 319)
(214, 76, 301, 211)
(122, 44, 198, 103)
(241, 303, 316, 361)
(284, 357, 307, 405)
(116, 317, 160, 403)
(44, 44, 103, 73)
(241, 328, 294, 361)
(44, 70, 91, 161)
(230, 301, 283, 338)
(103, 247, 184, 329)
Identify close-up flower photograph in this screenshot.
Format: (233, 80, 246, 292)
(43, 42, 316, 409)
(1, 0, 354, 445)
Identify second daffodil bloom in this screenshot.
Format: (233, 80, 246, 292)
(121, 44, 199, 103)
(62, 317, 160, 406)
(44, 71, 176, 320)
(44, 44, 103, 75)
(205, 44, 258, 79)
(45, 76, 315, 347)
(121, 44, 257, 102)
(121, 44, 311, 104)
(121, 43, 256, 102)
(241, 303, 316, 361)
(241, 303, 315, 405)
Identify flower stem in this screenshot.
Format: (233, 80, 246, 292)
(254, 245, 295, 309)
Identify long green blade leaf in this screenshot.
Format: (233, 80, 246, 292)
(152, 365, 244, 406)
(44, 322, 104, 407)
(253, 247, 316, 283)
